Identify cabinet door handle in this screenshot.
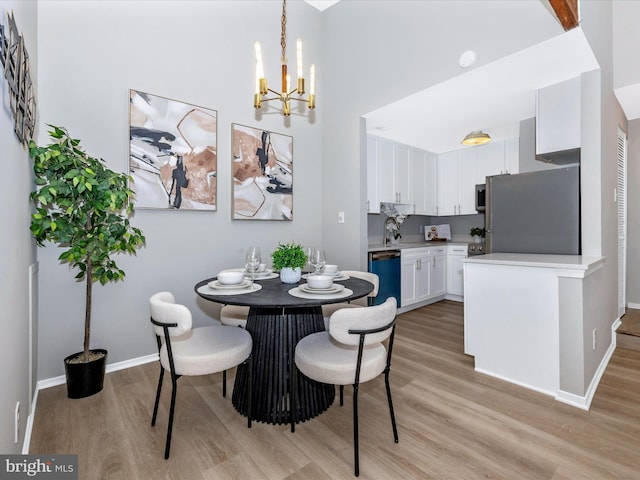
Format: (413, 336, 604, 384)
(432, 257, 435, 268)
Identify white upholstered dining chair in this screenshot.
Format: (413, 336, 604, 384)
(149, 291, 253, 459)
(321, 271, 379, 329)
(220, 304, 250, 328)
(293, 297, 398, 477)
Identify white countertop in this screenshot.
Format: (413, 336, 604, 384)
(462, 253, 605, 274)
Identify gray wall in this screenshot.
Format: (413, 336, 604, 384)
(35, 0, 324, 379)
(626, 118, 640, 304)
(579, 1, 627, 391)
(0, 0, 38, 454)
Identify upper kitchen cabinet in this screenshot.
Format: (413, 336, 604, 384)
(411, 147, 438, 216)
(438, 149, 478, 215)
(476, 137, 520, 183)
(367, 135, 411, 211)
(366, 135, 380, 213)
(536, 76, 580, 162)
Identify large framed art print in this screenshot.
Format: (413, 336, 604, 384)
(129, 89, 217, 210)
(231, 123, 293, 221)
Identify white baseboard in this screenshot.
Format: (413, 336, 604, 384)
(556, 320, 619, 410)
(23, 353, 159, 453)
(627, 302, 640, 309)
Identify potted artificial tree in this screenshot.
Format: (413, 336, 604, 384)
(271, 242, 307, 283)
(29, 125, 146, 399)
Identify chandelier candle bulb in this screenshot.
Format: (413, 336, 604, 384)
(297, 38, 303, 78)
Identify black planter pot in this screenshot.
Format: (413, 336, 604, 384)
(64, 349, 108, 399)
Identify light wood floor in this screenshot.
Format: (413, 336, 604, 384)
(30, 301, 640, 479)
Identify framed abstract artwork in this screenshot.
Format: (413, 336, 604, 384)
(129, 89, 217, 210)
(231, 123, 293, 221)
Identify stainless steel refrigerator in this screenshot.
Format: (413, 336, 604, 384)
(485, 166, 580, 255)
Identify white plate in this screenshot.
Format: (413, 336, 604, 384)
(299, 283, 345, 295)
(208, 279, 252, 290)
(227, 268, 274, 278)
(302, 273, 348, 281)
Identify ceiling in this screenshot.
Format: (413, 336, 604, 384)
(362, 27, 601, 154)
(304, 0, 340, 12)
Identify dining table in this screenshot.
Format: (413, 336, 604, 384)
(194, 272, 374, 425)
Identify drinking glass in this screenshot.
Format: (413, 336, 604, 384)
(311, 249, 326, 275)
(303, 246, 316, 274)
(245, 246, 261, 289)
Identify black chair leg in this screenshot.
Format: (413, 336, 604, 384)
(247, 356, 253, 429)
(152, 367, 164, 426)
(352, 383, 360, 477)
(290, 361, 297, 433)
(385, 370, 399, 443)
(223, 370, 227, 397)
(164, 373, 179, 459)
(340, 384, 344, 406)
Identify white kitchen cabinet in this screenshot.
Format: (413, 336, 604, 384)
(376, 138, 396, 204)
(369, 136, 412, 205)
(401, 248, 430, 307)
(477, 142, 505, 181)
(437, 149, 477, 215)
(410, 148, 438, 216)
(504, 137, 519, 175)
(536, 76, 580, 157)
(394, 144, 411, 203)
(458, 149, 478, 214)
(401, 246, 446, 307)
(477, 138, 520, 183)
(447, 245, 467, 297)
(429, 245, 447, 297)
(366, 135, 380, 213)
(437, 151, 458, 216)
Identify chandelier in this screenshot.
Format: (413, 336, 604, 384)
(254, 0, 316, 116)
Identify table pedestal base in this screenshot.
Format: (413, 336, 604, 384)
(232, 306, 334, 425)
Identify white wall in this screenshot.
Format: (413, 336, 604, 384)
(0, 0, 38, 454)
(35, 0, 324, 379)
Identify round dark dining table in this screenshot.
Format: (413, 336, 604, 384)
(195, 275, 374, 425)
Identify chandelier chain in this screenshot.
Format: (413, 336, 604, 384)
(280, 0, 287, 62)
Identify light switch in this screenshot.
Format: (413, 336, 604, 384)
(338, 211, 345, 224)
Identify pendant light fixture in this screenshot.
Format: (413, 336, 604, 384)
(253, 0, 316, 116)
(462, 130, 491, 146)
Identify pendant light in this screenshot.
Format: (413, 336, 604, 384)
(462, 131, 491, 146)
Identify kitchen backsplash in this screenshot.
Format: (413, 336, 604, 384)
(367, 212, 485, 245)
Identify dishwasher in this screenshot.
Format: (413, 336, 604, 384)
(368, 250, 401, 307)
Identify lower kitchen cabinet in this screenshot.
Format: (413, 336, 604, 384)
(401, 246, 447, 307)
(401, 249, 429, 306)
(430, 246, 447, 297)
(447, 245, 467, 298)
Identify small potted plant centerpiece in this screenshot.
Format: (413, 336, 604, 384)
(271, 242, 307, 283)
(470, 227, 486, 244)
(29, 126, 146, 399)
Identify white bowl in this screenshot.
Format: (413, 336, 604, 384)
(307, 275, 333, 290)
(217, 270, 245, 285)
(323, 264, 339, 275)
